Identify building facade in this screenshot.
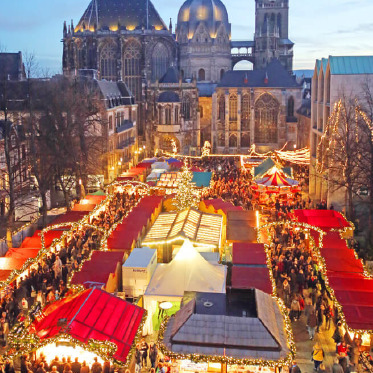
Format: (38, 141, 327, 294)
(62, 0, 298, 156)
(212, 60, 301, 154)
(146, 67, 200, 155)
(309, 56, 373, 208)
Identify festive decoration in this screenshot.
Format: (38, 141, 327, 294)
(172, 161, 200, 211)
(171, 139, 178, 155)
(201, 141, 211, 157)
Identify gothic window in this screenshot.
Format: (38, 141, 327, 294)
(100, 45, 117, 81)
(165, 106, 172, 125)
(241, 94, 250, 131)
(199, 106, 204, 119)
(175, 106, 179, 124)
(270, 13, 276, 34)
(262, 14, 268, 34)
(277, 13, 282, 37)
(109, 116, 113, 131)
(229, 134, 237, 148)
(254, 93, 279, 144)
(123, 41, 142, 101)
(218, 95, 225, 121)
(182, 96, 191, 120)
(218, 133, 225, 147)
(241, 133, 250, 148)
(198, 69, 205, 81)
(287, 96, 295, 117)
(158, 106, 162, 124)
(220, 69, 225, 80)
(229, 95, 238, 122)
(152, 42, 170, 81)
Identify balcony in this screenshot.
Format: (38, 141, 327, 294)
(116, 120, 135, 134)
(116, 137, 135, 150)
(157, 124, 181, 133)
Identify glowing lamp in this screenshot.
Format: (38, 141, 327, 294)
(159, 302, 173, 310)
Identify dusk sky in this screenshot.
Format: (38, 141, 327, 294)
(0, 0, 372, 74)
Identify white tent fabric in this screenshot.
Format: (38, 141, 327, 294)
(151, 162, 170, 170)
(143, 240, 226, 334)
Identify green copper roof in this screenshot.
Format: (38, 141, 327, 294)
(329, 56, 373, 75)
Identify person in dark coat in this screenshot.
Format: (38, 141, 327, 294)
(290, 361, 301, 373)
(71, 358, 81, 373)
(149, 343, 158, 369)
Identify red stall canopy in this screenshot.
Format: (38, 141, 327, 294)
(71, 251, 125, 288)
(232, 243, 267, 266)
(107, 196, 163, 251)
(5, 247, 40, 260)
(49, 211, 88, 227)
(231, 267, 272, 294)
(72, 204, 97, 212)
(21, 230, 65, 249)
(322, 232, 348, 249)
(203, 199, 243, 215)
(328, 274, 373, 292)
(293, 210, 351, 231)
(31, 288, 145, 362)
(342, 305, 373, 330)
(0, 257, 28, 281)
(321, 248, 364, 274)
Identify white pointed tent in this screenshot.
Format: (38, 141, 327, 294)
(143, 240, 226, 334)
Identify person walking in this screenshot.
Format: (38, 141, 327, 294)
(149, 343, 158, 369)
(312, 342, 324, 371)
(289, 361, 301, 373)
(91, 358, 102, 373)
(332, 358, 343, 373)
(307, 309, 318, 340)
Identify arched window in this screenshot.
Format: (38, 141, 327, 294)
(108, 116, 113, 131)
(229, 134, 237, 148)
(270, 13, 276, 34)
(254, 93, 279, 144)
(199, 106, 204, 119)
(152, 42, 170, 81)
(100, 44, 117, 81)
(241, 133, 250, 148)
(198, 69, 205, 81)
(277, 13, 282, 37)
(218, 133, 225, 147)
(123, 40, 142, 101)
(287, 96, 295, 117)
(218, 95, 225, 121)
(175, 106, 179, 124)
(165, 106, 172, 125)
(220, 69, 225, 80)
(182, 96, 191, 120)
(229, 95, 238, 122)
(158, 106, 163, 124)
(241, 94, 250, 131)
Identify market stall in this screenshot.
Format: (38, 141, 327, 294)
(143, 240, 226, 334)
(226, 211, 259, 244)
(161, 289, 293, 373)
(142, 208, 223, 262)
(29, 288, 145, 365)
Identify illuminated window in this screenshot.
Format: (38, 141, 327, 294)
(218, 95, 225, 121)
(254, 93, 279, 143)
(229, 95, 238, 121)
(241, 94, 250, 131)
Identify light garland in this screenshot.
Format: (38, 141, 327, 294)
(201, 141, 211, 158)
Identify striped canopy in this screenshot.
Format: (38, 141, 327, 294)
(255, 167, 299, 188)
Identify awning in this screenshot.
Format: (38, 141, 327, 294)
(231, 267, 272, 294)
(232, 243, 267, 266)
(21, 230, 65, 249)
(31, 288, 145, 363)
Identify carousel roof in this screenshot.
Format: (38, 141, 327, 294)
(255, 167, 299, 188)
(31, 288, 145, 362)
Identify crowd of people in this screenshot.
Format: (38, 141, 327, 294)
(0, 190, 140, 347)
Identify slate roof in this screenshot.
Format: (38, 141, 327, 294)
(197, 83, 217, 97)
(97, 80, 135, 106)
(0, 52, 25, 81)
(218, 59, 300, 88)
(159, 66, 179, 84)
(76, 0, 167, 32)
(163, 289, 290, 361)
(157, 91, 180, 103)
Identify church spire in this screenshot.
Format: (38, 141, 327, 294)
(63, 21, 67, 37)
(169, 18, 173, 34)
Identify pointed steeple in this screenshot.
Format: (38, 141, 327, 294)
(63, 21, 67, 37)
(169, 18, 173, 34)
(71, 19, 74, 35)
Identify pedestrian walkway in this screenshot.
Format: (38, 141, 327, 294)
(293, 313, 336, 372)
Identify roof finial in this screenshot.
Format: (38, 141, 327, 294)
(169, 18, 173, 34)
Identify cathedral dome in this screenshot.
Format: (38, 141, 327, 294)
(177, 0, 230, 38)
(75, 0, 167, 32)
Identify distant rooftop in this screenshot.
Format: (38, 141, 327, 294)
(316, 56, 373, 75)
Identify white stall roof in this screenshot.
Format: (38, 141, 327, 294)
(123, 248, 156, 268)
(143, 208, 222, 247)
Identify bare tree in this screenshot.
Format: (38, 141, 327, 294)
(23, 50, 40, 79)
(317, 98, 363, 220)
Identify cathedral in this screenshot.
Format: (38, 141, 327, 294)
(63, 0, 301, 155)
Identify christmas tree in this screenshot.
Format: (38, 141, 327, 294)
(173, 160, 200, 211)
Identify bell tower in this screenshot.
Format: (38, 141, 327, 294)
(254, 0, 293, 72)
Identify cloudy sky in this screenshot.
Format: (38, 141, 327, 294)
(0, 0, 372, 74)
